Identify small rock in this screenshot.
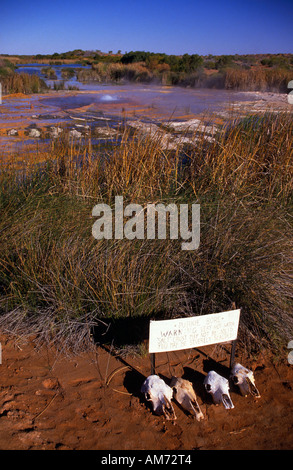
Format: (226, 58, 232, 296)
(7, 129, 18, 136)
(42, 378, 59, 390)
(35, 389, 56, 397)
(75, 124, 90, 129)
(69, 129, 82, 138)
(50, 126, 63, 138)
(29, 128, 41, 138)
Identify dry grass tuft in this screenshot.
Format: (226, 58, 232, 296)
(0, 113, 292, 354)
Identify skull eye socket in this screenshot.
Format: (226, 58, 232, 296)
(233, 376, 239, 384)
(205, 384, 211, 391)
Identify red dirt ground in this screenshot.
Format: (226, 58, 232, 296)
(0, 332, 292, 451)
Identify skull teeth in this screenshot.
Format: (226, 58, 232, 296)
(245, 377, 261, 398)
(221, 394, 234, 409)
(190, 401, 204, 420)
(163, 395, 177, 420)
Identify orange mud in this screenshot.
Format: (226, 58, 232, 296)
(0, 332, 292, 450)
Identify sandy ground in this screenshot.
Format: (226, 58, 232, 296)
(0, 332, 292, 452)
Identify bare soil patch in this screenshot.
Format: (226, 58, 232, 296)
(0, 332, 292, 451)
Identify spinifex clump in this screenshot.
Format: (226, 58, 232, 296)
(0, 112, 292, 354)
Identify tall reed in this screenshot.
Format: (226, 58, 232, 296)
(225, 67, 293, 92)
(1, 72, 48, 94)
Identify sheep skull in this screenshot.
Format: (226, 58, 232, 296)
(170, 376, 204, 421)
(141, 375, 176, 420)
(230, 363, 260, 398)
(204, 370, 234, 409)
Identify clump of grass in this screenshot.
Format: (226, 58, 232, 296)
(61, 67, 75, 79)
(0, 113, 292, 354)
(1, 72, 48, 94)
(41, 66, 57, 80)
(76, 62, 153, 83)
(53, 80, 66, 90)
(0, 58, 15, 77)
(225, 67, 293, 92)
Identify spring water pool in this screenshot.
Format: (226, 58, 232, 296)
(40, 84, 261, 121)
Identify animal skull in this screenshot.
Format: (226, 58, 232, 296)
(204, 370, 234, 409)
(170, 376, 204, 421)
(230, 363, 260, 398)
(141, 375, 176, 420)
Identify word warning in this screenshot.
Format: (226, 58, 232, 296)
(149, 309, 240, 353)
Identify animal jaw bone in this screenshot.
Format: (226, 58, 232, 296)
(141, 375, 176, 420)
(204, 370, 234, 409)
(230, 363, 261, 398)
(170, 376, 204, 421)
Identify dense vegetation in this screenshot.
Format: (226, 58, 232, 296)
(0, 113, 292, 353)
(1, 51, 293, 93)
(0, 58, 48, 94)
(5, 49, 293, 72)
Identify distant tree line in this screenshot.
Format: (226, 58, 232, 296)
(8, 49, 293, 72)
(121, 51, 204, 73)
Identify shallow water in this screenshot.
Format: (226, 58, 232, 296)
(41, 84, 260, 121)
(42, 92, 127, 109)
(16, 63, 90, 79)
(15, 64, 261, 120)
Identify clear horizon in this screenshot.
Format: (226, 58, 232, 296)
(1, 0, 292, 56)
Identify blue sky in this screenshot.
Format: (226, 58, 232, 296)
(1, 0, 292, 56)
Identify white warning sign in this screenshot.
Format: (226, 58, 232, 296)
(149, 309, 240, 353)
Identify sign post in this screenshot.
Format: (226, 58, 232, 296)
(149, 309, 240, 374)
(230, 339, 237, 369)
(150, 353, 156, 375)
